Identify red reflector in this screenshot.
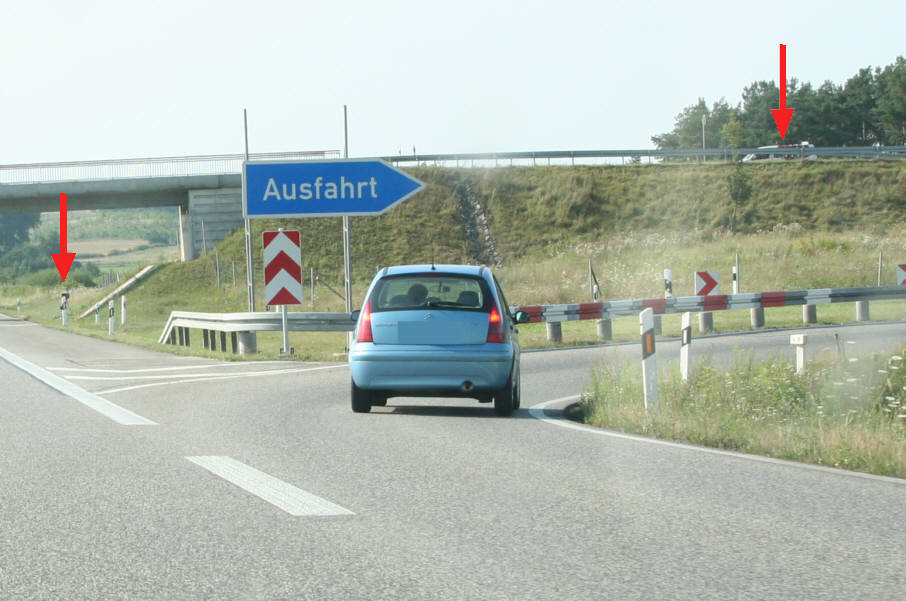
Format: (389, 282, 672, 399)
(357, 300, 373, 343)
(487, 307, 505, 343)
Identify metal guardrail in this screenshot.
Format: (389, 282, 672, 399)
(158, 310, 355, 352)
(513, 285, 906, 323)
(4, 146, 904, 185)
(386, 146, 906, 166)
(77, 265, 160, 319)
(0, 150, 341, 185)
(158, 284, 906, 355)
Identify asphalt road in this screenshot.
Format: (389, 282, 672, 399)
(2, 313, 905, 600)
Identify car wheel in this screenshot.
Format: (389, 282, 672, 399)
(493, 369, 516, 417)
(372, 394, 388, 407)
(351, 379, 372, 413)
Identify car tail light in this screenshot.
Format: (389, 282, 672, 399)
(357, 300, 373, 343)
(487, 306, 505, 343)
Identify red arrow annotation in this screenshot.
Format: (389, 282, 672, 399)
(51, 192, 77, 282)
(771, 43, 795, 140)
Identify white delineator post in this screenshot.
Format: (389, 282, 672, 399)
(121, 295, 126, 326)
(790, 334, 807, 374)
(640, 308, 658, 409)
(680, 312, 692, 381)
(108, 300, 115, 336)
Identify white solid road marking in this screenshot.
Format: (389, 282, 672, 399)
(46, 362, 293, 373)
(0, 345, 157, 426)
(96, 364, 346, 395)
(528, 396, 906, 486)
(186, 456, 354, 517)
(64, 365, 342, 381)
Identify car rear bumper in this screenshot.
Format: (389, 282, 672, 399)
(349, 344, 513, 392)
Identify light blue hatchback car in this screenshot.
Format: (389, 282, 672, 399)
(349, 265, 530, 416)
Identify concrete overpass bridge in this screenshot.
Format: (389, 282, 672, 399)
(0, 151, 339, 261)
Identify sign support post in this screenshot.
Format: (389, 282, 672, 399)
(343, 105, 353, 349)
(243, 109, 256, 313)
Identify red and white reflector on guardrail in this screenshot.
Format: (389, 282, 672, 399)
(263, 230, 303, 306)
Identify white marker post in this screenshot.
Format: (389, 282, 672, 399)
(790, 334, 807, 374)
(640, 308, 658, 409)
(60, 292, 69, 327)
(108, 300, 115, 336)
(121, 295, 126, 326)
(680, 312, 692, 381)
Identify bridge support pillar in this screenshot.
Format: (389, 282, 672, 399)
(178, 205, 195, 262)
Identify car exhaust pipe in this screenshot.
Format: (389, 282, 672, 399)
(461, 381, 474, 392)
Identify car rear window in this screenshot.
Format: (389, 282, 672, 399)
(370, 274, 491, 312)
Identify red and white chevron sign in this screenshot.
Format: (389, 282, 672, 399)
(263, 230, 303, 306)
(695, 271, 719, 296)
(898, 264, 906, 285)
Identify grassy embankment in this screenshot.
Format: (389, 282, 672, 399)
(583, 352, 906, 478)
(3, 160, 906, 358)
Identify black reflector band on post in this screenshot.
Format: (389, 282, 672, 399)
(641, 328, 656, 359)
(681, 326, 692, 346)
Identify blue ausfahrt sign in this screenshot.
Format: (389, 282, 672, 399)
(242, 159, 424, 218)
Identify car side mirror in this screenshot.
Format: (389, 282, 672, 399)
(513, 310, 531, 324)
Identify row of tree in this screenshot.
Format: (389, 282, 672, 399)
(652, 56, 906, 149)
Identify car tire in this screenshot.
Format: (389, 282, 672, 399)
(351, 379, 372, 413)
(372, 394, 388, 407)
(493, 368, 517, 417)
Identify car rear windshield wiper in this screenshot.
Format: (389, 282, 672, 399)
(425, 300, 473, 308)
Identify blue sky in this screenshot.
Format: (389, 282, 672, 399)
(1, 0, 904, 164)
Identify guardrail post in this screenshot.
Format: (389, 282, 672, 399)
(653, 315, 662, 335)
(546, 322, 562, 343)
(168, 329, 176, 345)
(802, 304, 817, 324)
(203, 330, 210, 350)
(220, 332, 227, 352)
(698, 311, 713, 334)
(231, 332, 238, 354)
(184, 327, 190, 347)
(596, 318, 612, 340)
(17, 298, 21, 313)
(750, 307, 765, 328)
(238, 331, 257, 355)
(856, 301, 870, 321)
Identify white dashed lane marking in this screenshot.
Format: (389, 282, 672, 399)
(186, 456, 355, 517)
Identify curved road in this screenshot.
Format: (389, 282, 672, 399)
(1, 313, 904, 600)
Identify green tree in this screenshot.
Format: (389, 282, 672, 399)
(0, 213, 40, 254)
(874, 56, 906, 144)
(651, 98, 733, 154)
(727, 160, 752, 232)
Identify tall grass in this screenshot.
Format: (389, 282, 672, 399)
(583, 349, 906, 478)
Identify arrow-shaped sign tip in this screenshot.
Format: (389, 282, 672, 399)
(51, 252, 77, 282)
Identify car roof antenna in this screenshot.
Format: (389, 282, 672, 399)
(431, 244, 436, 270)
